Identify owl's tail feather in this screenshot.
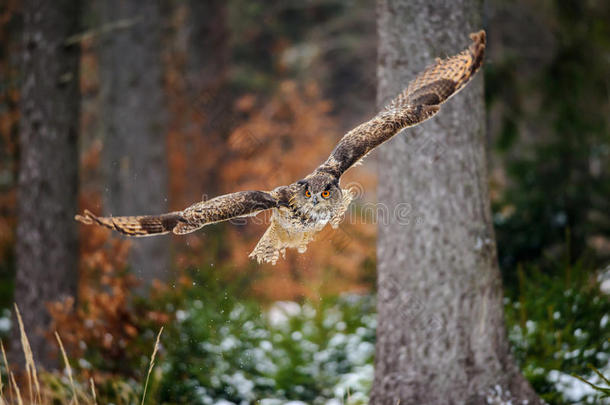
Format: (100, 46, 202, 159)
(75, 209, 187, 237)
(249, 223, 283, 266)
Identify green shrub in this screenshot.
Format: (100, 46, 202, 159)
(157, 268, 375, 404)
(504, 260, 610, 404)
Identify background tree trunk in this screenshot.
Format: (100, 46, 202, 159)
(184, 0, 228, 97)
(12, 0, 80, 369)
(164, 0, 230, 206)
(371, 0, 542, 403)
(98, 0, 170, 285)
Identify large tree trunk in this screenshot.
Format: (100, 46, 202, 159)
(98, 0, 169, 285)
(371, 1, 542, 404)
(12, 0, 81, 369)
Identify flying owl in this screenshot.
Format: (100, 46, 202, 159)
(76, 30, 486, 265)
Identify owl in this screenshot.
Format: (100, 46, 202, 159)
(76, 30, 486, 265)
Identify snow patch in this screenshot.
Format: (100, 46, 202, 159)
(268, 301, 301, 326)
(548, 369, 603, 403)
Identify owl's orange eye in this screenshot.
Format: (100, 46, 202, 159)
(321, 190, 331, 198)
(304, 190, 311, 198)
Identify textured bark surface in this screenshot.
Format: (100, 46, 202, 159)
(12, 0, 80, 369)
(371, 1, 542, 404)
(98, 0, 169, 284)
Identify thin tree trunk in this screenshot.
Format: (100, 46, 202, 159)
(98, 0, 169, 285)
(165, 0, 230, 206)
(371, 0, 542, 403)
(12, 0, 80, 369)
(184, 0, 228, 97)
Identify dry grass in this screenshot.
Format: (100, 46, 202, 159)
(0, 305, 164, 405)
(89, 378, 97, 405)
(141, 326, 163, 405)
(1, 342, 12, 404)
(8, 374, 21, 405)
(55, 332, 78, 405)
(14, 304, 41, 404)
(0, 344, 4, 405)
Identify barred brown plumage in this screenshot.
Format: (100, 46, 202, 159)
(75, 209, 185, 236)
(76, 30, 486, 265)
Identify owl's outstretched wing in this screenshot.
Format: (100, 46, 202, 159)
(75, 190, 284, 237)
(316, 30, 486, 179)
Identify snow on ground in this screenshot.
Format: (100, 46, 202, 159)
(548, 367, 610, 404)
(267, 301, 301, 326)
(0, 308, 10, 333)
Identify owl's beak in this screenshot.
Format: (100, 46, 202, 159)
(312, 195, 319, 205)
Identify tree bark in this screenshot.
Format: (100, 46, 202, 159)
(371, 1, 542, 404)
(98, 0, 170, 285)
(12, 0, 80, 369)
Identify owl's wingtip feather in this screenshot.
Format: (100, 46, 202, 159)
(469, 29, 486, 44)
(466, 29, 486, 81)
(469, 30, 486, 57)
(75, 209, 96, 225)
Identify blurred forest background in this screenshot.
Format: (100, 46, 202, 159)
(0, 0, 609, 404)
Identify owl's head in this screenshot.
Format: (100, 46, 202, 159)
(294, 173, 342, 218)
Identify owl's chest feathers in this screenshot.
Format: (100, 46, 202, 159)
(248, 187, 352, 264)
(274, 204, 332, 233)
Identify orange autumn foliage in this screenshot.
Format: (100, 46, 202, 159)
(166, 79, 377, 301)
(48, 147, 171, 377)
(223, 81, 376, 300)
(48, 212, 169, 375)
